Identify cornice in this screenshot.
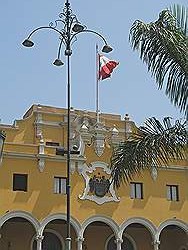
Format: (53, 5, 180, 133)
(34, 120, 66, 128)
(3, 152, 187, 171)
(159, 166, 188, 171)
(3, 151, 85, 162)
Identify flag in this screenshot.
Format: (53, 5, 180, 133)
(99, 55, 119, 80)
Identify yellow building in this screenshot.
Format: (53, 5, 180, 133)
(0, 104, 187, 250)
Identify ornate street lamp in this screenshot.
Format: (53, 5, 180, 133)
(22, 1, 113, 249)
(0, 131, 6, 165)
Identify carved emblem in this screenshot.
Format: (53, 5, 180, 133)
(89, 173, 110, 197)
(79, 161, 120, 204)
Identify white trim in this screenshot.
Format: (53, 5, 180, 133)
(159, 166, 188, 171)
(0, 210, 40, 232)
(81, 215, 119, 238)
(156, 219, 188, 241)
(34, 110, 66, 118)
(119, 217, 156, 240)
(3, 152, 85, 162)
(35, 120, 64, 127)
(39, 213, 81, 237)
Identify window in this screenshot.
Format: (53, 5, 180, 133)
(130, 182, 143, 199)
(54, 177, 66, 194)
(166, 185, 179, 201)
(13, 174, 28, 192)
(46, 142, 60, 147)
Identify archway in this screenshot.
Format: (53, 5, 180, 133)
(32, 229, 64, 250)
(159, 225, 188, 250)
(83, 220, 117, 250)
(0, 217, 37, 250)
(36, 218, 77, 250)
(123, 223, 153, 250)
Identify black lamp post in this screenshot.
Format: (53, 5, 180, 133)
(0, 131, 6, 165)
(22, 1, 113, 249)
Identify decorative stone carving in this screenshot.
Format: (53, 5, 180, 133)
(151, 166, 158, 181)
(38, 137, 45, 172)
(115, 237, 123, 250)
(93, 122, 106, 157)
(35, 234, 44, 250)
(124, 113, 132, 139)
(76, 237, 85, 250)
(153, 240, 160, 250)
(63, 109, 124, 158)
(35, 113, 43, 139)
(38, 158, 45, 173)
(80, 123, 92, 145)
(70, 161, 76, 173)
(79, 161, 120, 205)
(110, 125, 121, 146)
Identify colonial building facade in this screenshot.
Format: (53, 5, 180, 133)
(0, 104, 187, 250)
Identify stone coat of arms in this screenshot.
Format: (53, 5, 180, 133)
(78, 161, 119, 205)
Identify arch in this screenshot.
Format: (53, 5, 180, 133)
(39, 213, 81, 237)
(30, 228, 65, 250)
(119, 217, 157, 240)
(105, 233, 137, 250)
(81, 215, 119, 238)
(0, 210, 40, 233)
(157, 219, 188, 241)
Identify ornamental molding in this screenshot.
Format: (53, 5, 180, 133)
(38, 157, 45, 172)
(79, 161, 120, 205)
(2, 151, 187, 171)
(68, 112, 124, 157)
(150, 166, 158, 181)
(34, 113, 43, 139)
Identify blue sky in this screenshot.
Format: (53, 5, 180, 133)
(0, 0, 186, 126)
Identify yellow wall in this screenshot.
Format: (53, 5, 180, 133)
(0, 104, 187, 229)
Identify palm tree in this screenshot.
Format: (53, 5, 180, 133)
(129, 5, 187, 115)
(111, 5, 187, 188)
(111, 117, 187, 188)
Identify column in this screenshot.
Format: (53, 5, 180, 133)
(153, 240, 160, 250)
(35, 234, 44, 250)
(76, 237, 84, 250)
(115, 237, 123, 250)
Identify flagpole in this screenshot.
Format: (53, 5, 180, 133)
(96, 44, 100, 123)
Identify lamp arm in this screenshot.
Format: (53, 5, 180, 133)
(26, 26, 65, 40)
(70, 29, 108, 45)
(57, 39, 64, 59)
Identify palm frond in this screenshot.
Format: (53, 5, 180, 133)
(169, 5, 187, 35)
(129, 8, 188, 116)
(110, 117, 187, 188)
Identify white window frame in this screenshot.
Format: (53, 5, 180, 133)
(130, 182, 143, 199)
(166, 185, 179, 201)
(54, 177, 67, 194)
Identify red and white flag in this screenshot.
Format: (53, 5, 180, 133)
(99, 55, 119, 80)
